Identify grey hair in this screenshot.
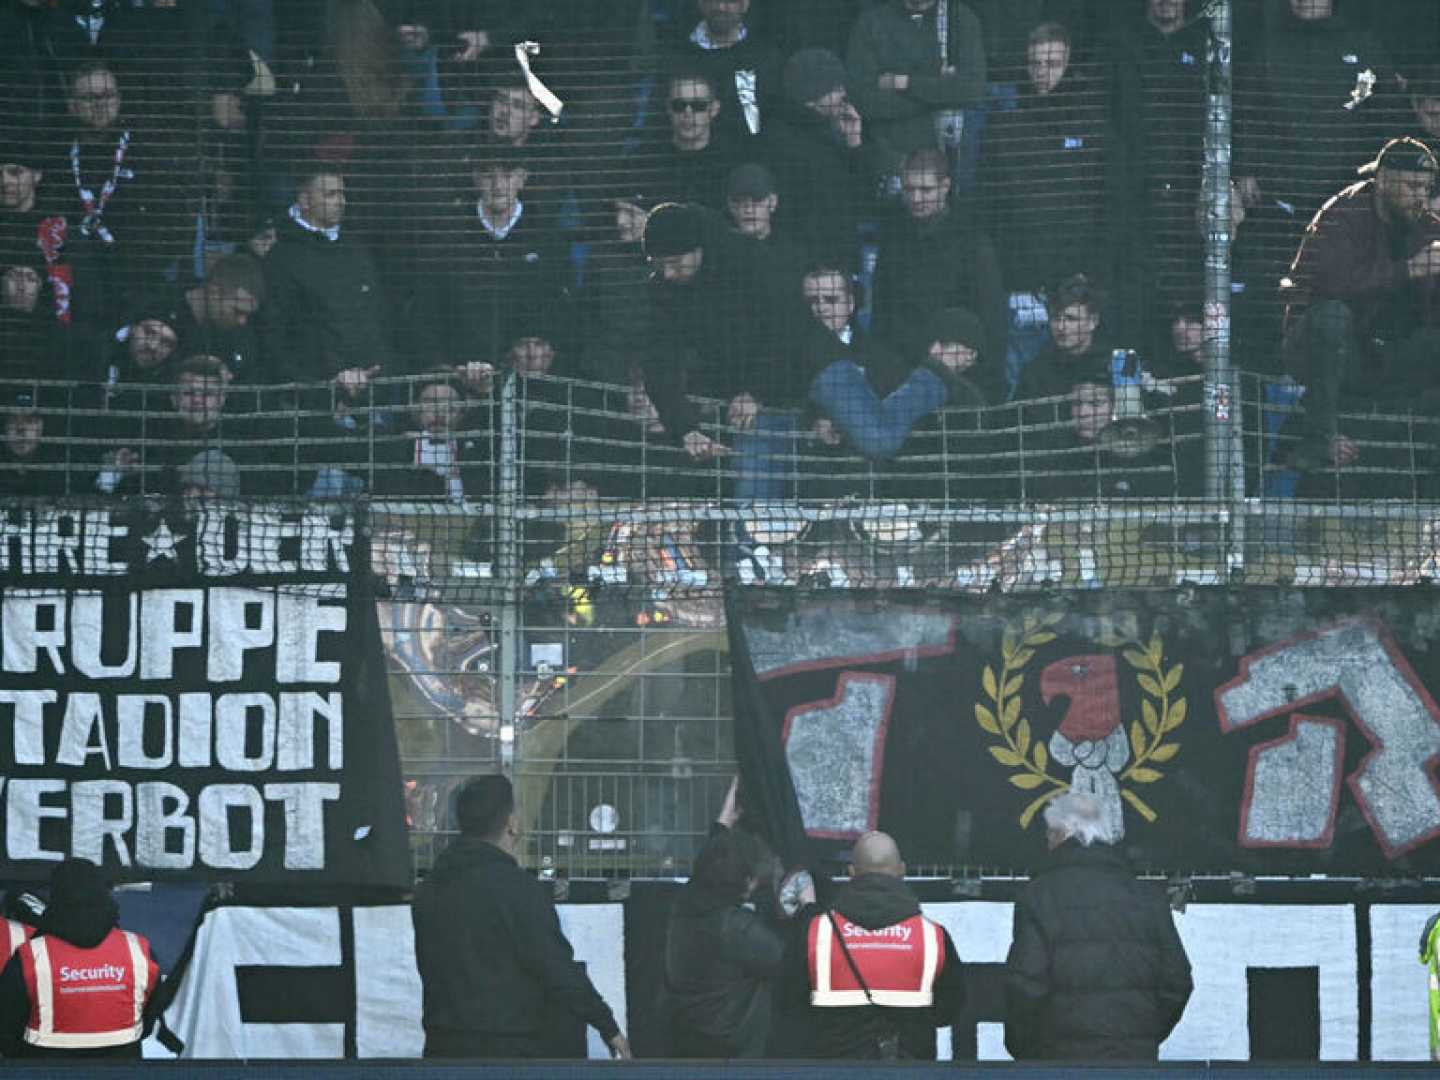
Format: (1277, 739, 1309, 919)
(1043, 791, 1117, 847)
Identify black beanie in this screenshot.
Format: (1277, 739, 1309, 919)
(784, 48, 847, 107)
(643, 203, 704, 258)
(927, 307, 987, 355)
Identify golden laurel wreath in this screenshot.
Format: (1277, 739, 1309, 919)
(974, 613, 1186, 829)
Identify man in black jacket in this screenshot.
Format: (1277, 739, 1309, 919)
(257, 167, 393, 398)
(1005, 791, 1192, 1061)
(411, 775, 631, 1060)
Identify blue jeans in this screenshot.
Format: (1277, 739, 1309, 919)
(809, 360, 947, 461)
(734, 412, 799, 501)
(1005, 293, 1052, 400)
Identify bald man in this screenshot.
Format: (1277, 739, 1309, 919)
(799, 831, 965, 1059)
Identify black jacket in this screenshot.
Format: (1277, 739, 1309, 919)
(1005, 841, 1192, 1061)
(411, 836, 620, 1058)
(663, 883, 786, 1058)
(797, 873, 965, 1061)
(871, 205, 1007, 366)
(258, 217, 393, 385)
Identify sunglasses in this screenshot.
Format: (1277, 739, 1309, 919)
(669, 98, 713, 114)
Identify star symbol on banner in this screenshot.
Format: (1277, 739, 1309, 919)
(143, 519, 185, 563)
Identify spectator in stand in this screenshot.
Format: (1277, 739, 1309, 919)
(43, 61, 190, 310)
(0, 242, 63, 378)
(174, 447, 242, 500)
(0, 134, 74, 328)
(676, 0, 781, 144)
(1395, 66, 1440, 165)
(1012, 273, 1113, 405)
(768, 47, 877, 267)
(980, 21, 1112, 392)
(96, 354, 264, 497)
(1278, 136, 1440, 499)
(257, 167, 394, 399)
(845, 0, 987, 184)
(416, 142, 570, 371)
(1249, 0, 1394, 225)
(638, 203, 790, 477)
(153, 253, 267, 385)
(192, 36, 267, 274)
(871, 147, 1006, 365)
(646, 67, 741, 207)
(83, 301, 181, 419)
(1110, 0, 1211, 317)
(723, 162, 805, 301)
(0, 388, 64, 497)
(579, 189, 661, 384)
(1013, 367, 1193, 501)
(377, 368, 491, 502)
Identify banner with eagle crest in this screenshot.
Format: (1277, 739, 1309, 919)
(726, 586, 1440, 875)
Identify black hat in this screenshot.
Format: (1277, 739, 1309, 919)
(784, 48, 847, 107)
(1373, 136, 1438, 176)
(643, 203, 704, 258)
(724, 162, 776, 201)
(926, 307, 986, 354)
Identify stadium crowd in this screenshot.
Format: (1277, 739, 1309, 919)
(0, 0, 1439, 506)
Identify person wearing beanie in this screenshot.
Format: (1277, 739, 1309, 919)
(0, 858, 162, 1058)
(845, 0, 987, 179)
(768, 47, 880, 265)
(1277, 135, 1440, 499)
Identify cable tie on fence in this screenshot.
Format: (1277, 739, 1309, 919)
(515, 42, 564, 122)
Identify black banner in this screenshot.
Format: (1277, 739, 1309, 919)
(728, 587, 1440, 876)
(0, 500, 410, 887)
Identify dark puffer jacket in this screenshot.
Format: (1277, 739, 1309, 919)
(1005, 841, 1192, 1061)
(663, 882, 786, 1057)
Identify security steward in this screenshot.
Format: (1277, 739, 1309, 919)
(0, 859, 161, 1058)
(799, 830, 966, 1059)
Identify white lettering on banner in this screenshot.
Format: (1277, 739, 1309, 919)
(197, 509, 352, 577)
(3, 591, 67, 674)
(1217, 619, 1440, 857)
(0, 690, 55, 764)
(0, 509, 360, 876)
(70, 779, 133, 866)
(56, 693, 112, 769)
(206, 589, 275, 682)
(71, 591, 137, 678)
(134, 783, 195, 869)
(0, 587, 348, 681)
(6, 779, 67, 861)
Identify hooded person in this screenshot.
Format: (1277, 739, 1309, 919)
(0, 859, 163, 1058)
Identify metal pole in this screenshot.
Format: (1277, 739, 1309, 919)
(1202, 0, 1244, 567)
(496, 373, 521, 775)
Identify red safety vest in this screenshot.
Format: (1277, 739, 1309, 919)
(807, 911, 944, 1008)
(3, 918, 34, 959)
(18, 928, 157, 1050)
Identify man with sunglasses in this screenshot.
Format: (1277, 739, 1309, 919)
(1279, 137, 1440, 491)
(652, 68, 740, 208)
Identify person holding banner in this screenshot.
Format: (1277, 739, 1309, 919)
(0, 859, 162, 1059)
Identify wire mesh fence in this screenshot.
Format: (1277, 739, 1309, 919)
(4, 0, 1440, 878)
